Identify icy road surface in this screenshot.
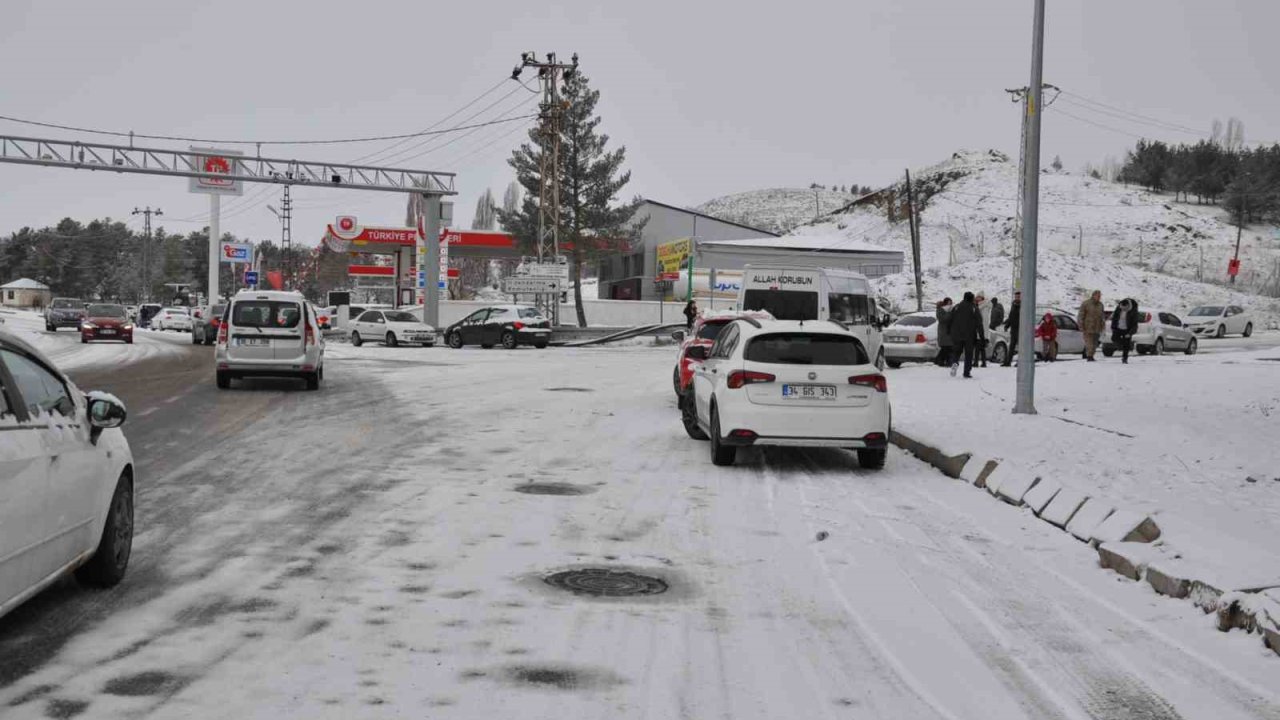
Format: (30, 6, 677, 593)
(0, 341, 1276, 719)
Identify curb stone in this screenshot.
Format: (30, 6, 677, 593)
(1041, 488, 1089, 529)
(1097, 542, 1161, 581)
(1023, 477, 1062, 515)
(960, 456, 998, 487)
(890, 430, 970, 479)
(1067, 497, 1116, 542)
(1091, 509, 1161, 544)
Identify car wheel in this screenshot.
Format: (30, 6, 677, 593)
(305, 371, 320, 391)
(1185, 338, 1197, 355)
(991, 342, 1008, 365)
(81, 336, 88, 344)
(709, 406, 736, 466)
(191, 330, 200, 345)
(534, 339, 548, 349)
(448, 331, 463, 349)
(1244, 322, 1253, 338)
(481, 343, 495, 349)
(1216, 324, 1226, 339)
(1102, 348, 1115, 357)
(501, 331, 518, 350)
(673, 366, 682, 398)
(857, 448, 887, 470)
(1154, 338, 1165, 356)
(74, 474, 133, 588)
(681, 392, 708, 440)
(885, 359, 902, 369)
(126, 338, 133, 344)
(350, 331, 363, 347)
(386, 332, 398, 348)
(216, 370, 230, 389)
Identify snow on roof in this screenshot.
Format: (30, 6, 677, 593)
(0, 277, 50, 290)
(700, 234, 891, 254)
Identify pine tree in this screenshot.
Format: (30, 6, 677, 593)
(498, 70, 643, 327)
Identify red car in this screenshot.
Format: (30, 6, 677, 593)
(672, 311, 771, 398)
(80, 304, 134, 344)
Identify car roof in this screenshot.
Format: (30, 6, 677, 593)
(231, 290, 305, 302)
(733, 318, 857, 338)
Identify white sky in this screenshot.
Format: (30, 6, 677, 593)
(1, 0, 1277, 246)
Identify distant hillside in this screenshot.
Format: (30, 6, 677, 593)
(697, 188, 857, 234)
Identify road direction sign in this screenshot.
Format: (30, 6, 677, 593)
(243, 270, 259, 286)
(503, 276, 561, 294)
(518, 260, 570, 281)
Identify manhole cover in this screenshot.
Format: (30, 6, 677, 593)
(544, 387, 594, 393)
(513, 483, 595, 496)
(543, 568, 668, 597)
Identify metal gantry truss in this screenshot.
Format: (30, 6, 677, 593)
(0, 135, 456, 195)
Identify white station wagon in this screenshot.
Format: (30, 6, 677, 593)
(681, 318, 890, 468)
(349, 309, 436, 348)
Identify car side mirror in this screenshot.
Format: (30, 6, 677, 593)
(671, 330, 686, 342)
(87, 392, 127, 444)
(686, 345, 709, 360)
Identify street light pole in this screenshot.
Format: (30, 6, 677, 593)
(1014, 0, 1046, 416)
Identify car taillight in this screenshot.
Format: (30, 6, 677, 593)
(915, 333, 926, 343)
(863, 432, 887, 446)
(727, 370, 775, 389)
(513, 321, 525, 330)
(305, 322, 315, 346)
(729, 429, 758, 440)
(217, 323, 228, 345)
(849, 374, 888, 393)
(1142, 312, 1152, 323)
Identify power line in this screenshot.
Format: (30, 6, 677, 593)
(1059, 91, 1207, 136)
(1047, 106, 1151, 140)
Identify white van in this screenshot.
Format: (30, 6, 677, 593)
(736, 264, 886, 368)
(215, 290, 325, 390)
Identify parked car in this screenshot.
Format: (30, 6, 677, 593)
(313, 305, 333, 330)
(215, 290, 324, 390)
(1185, 305, 1253, 338)
(1101, 309, 1197, 356)
(0, 326, 135, 620)
(987, 306, 1084, 363)
(350, 309, 436, 347)
(192, 302, 227, 346)
(137, 303, 162, 329)
(125, 305, 138, 322)
(80, 304, 134, 344)
(682, 317, 890, 468)
(671, 310, 772, 398)
(443, 305, 551, 349)
(151, 307, 193, 332)
(881, 312, 939, 368)
(44, 297, 86, 331)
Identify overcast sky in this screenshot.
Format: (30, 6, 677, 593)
(1, 0, 1277, 247)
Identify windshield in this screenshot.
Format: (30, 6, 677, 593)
(87, 304, 126, 318)
(384, 311, 417, 323)
(893, 315, 936, 327)
(1189, 306, 1223, 317)
(51, 298, 82, 309)
(232, 301, 301, 328)
(745, 333, 869, 365)
(742, 289, 818, 321)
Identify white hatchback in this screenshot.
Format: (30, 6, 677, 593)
(1185, 305, 1254, 338)
(682, 318, 891, 468)
(349, 308, 436, 348)
(1, 327, 134, 620)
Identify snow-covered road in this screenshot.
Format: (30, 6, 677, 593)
(0, 308, 191, 370)
(0, 342, 1275, 719)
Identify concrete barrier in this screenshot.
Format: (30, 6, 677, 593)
(1091, 509, 1161, 544)
(1040, 488, 1089, 529)
(1022, 477, 1062, 515)
(959, 456, 999, 487)
(889, 430, 971, 479)
(1066, 497, 1116, 542)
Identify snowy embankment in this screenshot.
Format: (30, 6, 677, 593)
(888, 345, 1280, 650)
(697, 187, 858, 234)
(0, 308, 188, 370)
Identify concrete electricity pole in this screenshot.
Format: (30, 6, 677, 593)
(1014, 0, 1046, 416)
(905, 170, 923, 312)
(132, 206, 162, 302)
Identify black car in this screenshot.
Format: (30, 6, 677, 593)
(192, 302, 227, 345)
(44, 297, 86, 331)
(443, 305, 551, 349)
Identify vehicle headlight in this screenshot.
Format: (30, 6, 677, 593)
(82, 322, 97, 330)
(123, 324, 134, 330)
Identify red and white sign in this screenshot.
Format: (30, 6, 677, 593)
(324, 224, 518, 254)
(336, 215, 358, 233)
(188, 147, 244, 196)
(1228, 258, 1241, 277)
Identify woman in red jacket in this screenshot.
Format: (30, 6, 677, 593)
(1035, 312, 1058, 361)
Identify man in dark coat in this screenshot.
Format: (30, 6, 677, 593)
(989, 297, 1005, 332)
(1001, 291, 1022, 367)
(949, 291, 984, 378)
(934, 298, 954, 366)
(1111, 297, 1141, 364)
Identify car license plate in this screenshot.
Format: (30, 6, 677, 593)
(887, 336, 908, 343)
(237, 337, 269, 347)
(99, 329, 115, 335)
(782, 384, 836, 400)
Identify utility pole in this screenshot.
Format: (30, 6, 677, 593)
(905, 169, 924, 312)
(132, 206, 162, 302)
(1014, 0, 1046, 416)
(513, 51, 578, 324)
(267, 186, 292, 289)
(1231, 190, 1245, 284)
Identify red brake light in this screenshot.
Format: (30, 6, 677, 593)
(863, 432, 887, 446)
(915, 333, 926, 343)
(849, 374, 888, 393)
(729, 429, 758, 439)
(1142, 312, 1152, 323)
(727, 370, 776, 389)
(217, 322, 228, 345)
(305, 321, 316, 346)
(513, 321, 525, 330)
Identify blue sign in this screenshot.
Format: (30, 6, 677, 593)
(438, 280, 447, 289)
(243, 270, 259, 286)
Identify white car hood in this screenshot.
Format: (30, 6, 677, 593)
(386, 321, 435, 333)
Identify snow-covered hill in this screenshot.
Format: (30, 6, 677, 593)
(732, 150, 1280, 323)
(697, 188, 857, 234)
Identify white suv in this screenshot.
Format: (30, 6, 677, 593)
(1, 327, 134, 620)
(682, 318, 891, 468)
(1185, 305, 1254, 338)
(215, 290, 325, 390)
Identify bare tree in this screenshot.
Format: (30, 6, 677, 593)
(502, 180, 521, 215)
(472, 188, 497, 230)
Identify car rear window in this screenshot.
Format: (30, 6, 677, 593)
(894, 315, 936, 327)
(51, 298, 82, 309)
(742, 290, 818, 321)
(87, 304, 126, 317)
(696, 321, 730, 340)
(745, 333, 869, 365)
(233, 301, 301, 328)
(516, 307, 541, 319)
(384, 311, 416, 322)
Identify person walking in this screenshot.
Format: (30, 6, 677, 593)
(974, 293, 990, 368)
(1035, 312, 1059, 362)
(1078, 290, 1105, 361)
(989, 297, 1005, 333)
(949, 292, 983, 378)
(1111, 298, 1140, 364)
(682, 300, 698, 330)
(934, 298, 954, 367)
(1001, 291, 1022, 367)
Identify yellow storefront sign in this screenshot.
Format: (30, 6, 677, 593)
(655, 238, 692, 280)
